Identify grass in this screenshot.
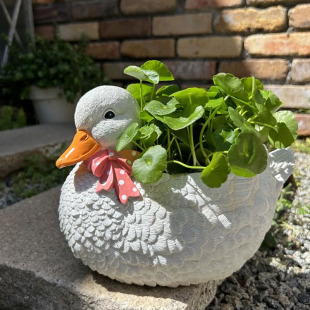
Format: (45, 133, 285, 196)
(291, 138, 310, 154)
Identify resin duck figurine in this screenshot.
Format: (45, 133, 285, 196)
(56, 85, 295, 287)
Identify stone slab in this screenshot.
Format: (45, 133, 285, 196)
(0, 187, 217, 310)
(0, 124, 76, 177)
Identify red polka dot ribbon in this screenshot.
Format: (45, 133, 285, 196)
(84, 149, 141, 204)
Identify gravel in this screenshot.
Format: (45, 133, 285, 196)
(0, 176, 23, 209)
(208, 152, 310, 310)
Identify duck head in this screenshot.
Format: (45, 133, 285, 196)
(56, 86, 140, 168)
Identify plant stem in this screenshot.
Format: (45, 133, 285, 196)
(167, 160, 205, 170)
(189, 124, 199, 166)
(251, 121, 277, 130)
(168, 136, 176, 151)
(151, 83, 156, 100)
(174, 137, 183, 162)
(199, 101, 224, 158)
(132, 140, 144, 151)
(248, 115, 257, 122)
(139, 80, 143, 111)
(167, 131, 173, 159)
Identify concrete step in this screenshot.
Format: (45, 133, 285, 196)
(0, 123, 76, 178)
(0, 187, 217, 310)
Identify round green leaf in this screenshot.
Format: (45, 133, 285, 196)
(241, 77, 263, 94)
(126, 83, 153, 103)
(132, 145, 167, 184)
(158, 105, 205, 130)
(268, 122, 295, 149)
(201, 153, 230, 188)
(213, 73, 248, 102)
(139, 110, 154, 122)
(156, 85, 179, 96)
(141, 60, 174, 81)
(172, 88, 209, 109)
(124, 66, 148, 81)
(116, 122, 139, 152)
(141, 69, 159, 84)
(274, 110, 298, 139)
(228, 107, 259, 135)
(137, 124, 162, 147)
(255, 108, 277, 126)
(260, 90, 283, 112)
(201, 152, 230, 188)
(228, 132, 267, 177)
(145, 97, 179, 116)
(205, 97, 225, 109)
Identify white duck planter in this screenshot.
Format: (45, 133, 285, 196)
(56, 86, 295, 287)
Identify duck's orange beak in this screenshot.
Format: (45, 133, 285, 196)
(56, 130, 101, 169)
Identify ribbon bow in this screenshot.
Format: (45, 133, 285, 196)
(84, 149, 141, 204)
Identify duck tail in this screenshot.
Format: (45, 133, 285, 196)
(269, 148, 295, 191)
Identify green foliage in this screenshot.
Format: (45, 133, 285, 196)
(119, 60, 298, 188)
(261, 181, 310, 251)
(291, 138, 310, 154)
(0, 106, 27, 130)
(132, 145, 167, 183)
(273, 184, 295, 226)
(1, 33, 108, 103)
(228, 132, 267, 177)
(201, 153, 230, 188)
(12, 147, 72, 199)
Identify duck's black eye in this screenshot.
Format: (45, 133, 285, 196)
(104, 111, 115, 119)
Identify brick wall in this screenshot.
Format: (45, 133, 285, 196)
(32, 0, 310, 135)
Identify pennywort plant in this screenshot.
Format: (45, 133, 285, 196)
(116, 60, 298, 188)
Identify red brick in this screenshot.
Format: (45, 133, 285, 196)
(289, 4, 310, 29)
(121, 0, 176, 15)
(71, 0, 119, 20)
(85, 42, 120, 60)
(185, 0, 242, 10)
(164, 61, 216, 80)
(247, 0, 306, 6)
(121, 39, 175, 59)
(178, 36, 242, 58)
(58, 22, 99, 41)
(100, 18, 151, 39)
(153, 13, 212, 36)
(264, 85, 310, 109)
(292, 59, 310, 83)
(214, 6, 286, 33)
(33, 3, 70, 24)
(294, 114, 310, 136)
(245, 33, 310, 56)
(103, 62, 143, 80)
(35, 25, 54, 40)
(32, 0, 54, 4)
(219, 59, 288, 80)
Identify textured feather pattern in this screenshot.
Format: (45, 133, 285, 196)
(59, 148, 294, 287)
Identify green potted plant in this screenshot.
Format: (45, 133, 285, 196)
(117, 60, 297, 188)
(55, 60, 297, 287)
(0, 34, 108, 123)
